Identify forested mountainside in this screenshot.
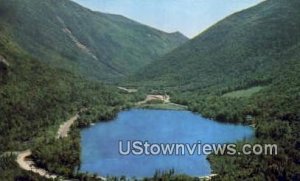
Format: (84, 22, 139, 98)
(0, 14, 142, 180)
(1, 0, 299, 180)
(172, 50, 300, 180)
(131, 0, 300, 180)
(0, 0, 185, 179)
(0, 0, 187, 81)
(133, 0, 300, 92)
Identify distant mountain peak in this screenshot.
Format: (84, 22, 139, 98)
(170, 31, 189, 39)
(0, 0, 188, 81)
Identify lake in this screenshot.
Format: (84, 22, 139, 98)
(80, 109, 254, 178)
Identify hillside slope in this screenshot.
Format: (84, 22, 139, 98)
(0, 0, 187, 81)
(130, 1, 300, 179)
(134, 0, 300, 91)
(0, 24, 140, 179)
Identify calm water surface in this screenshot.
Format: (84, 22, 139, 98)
(80, 109, 253, 177)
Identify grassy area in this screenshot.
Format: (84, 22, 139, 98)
(222, 86, 265, 98)
(137, 103, 188, 110)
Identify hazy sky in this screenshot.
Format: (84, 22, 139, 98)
(72, 0, 263, 38)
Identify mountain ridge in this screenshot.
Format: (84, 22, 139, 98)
(132, 0, 300, 91)
(0, 0, 188, 81)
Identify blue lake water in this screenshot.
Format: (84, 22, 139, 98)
(80, 109, 254, 178)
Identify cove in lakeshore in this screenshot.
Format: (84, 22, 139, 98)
(80, 109, 254, 178)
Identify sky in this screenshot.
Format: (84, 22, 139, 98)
(72, 0, 264, 38)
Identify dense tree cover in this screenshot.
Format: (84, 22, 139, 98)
(1, 0, 300, 180)
(0, 153, 50, 181)
(127, 1, 300, 179)
(131, 0, 300, 92)
(0, 42, 128, 152)
(0, 0, 187, 81)
(0, 24, 142, 180)
(32, 129, 81, 177)
(0, 1, 178, 179)
(143, 170, 199, 181)
(169, 53, 300, 180)
(104, 169, 198, 181)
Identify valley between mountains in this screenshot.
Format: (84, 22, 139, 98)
(0, 0, 299, 180)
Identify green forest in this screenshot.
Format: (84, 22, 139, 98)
(130, 0, 300, 180)
(0, 0, 299, 180)
(0, 0, 187, 81)
(0, 26, 143, 180)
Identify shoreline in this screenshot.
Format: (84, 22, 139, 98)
(136, 102, 188, 110)
(15, 92, 252, 180)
